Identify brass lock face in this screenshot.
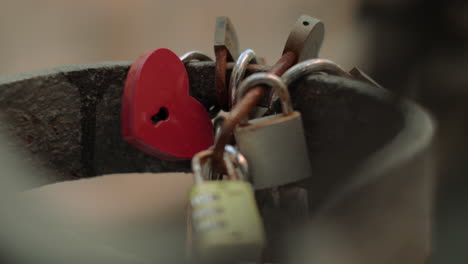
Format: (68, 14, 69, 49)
(190, 181, 264, 260)
(190, 147, 265, 261)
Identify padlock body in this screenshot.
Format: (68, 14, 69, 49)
(189, 181, 264, 261)
(234, 112, 312, 189)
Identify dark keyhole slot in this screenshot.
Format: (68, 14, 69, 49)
(303, 21, 310, 26)
(151, 107, 169, 125)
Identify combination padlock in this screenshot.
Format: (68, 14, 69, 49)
(234, 72, 312, 190)
(189, 147, 265, 261)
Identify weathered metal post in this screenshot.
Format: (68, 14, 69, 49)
(0, 62, 435, 263)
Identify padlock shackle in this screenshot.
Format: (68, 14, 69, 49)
(192, 146, 249, 183)
(213, 115, 226, 142)
(236, 73, 294, 116)
(281, 58, 351, 86)
(230, 49, 257, 108)
(180, 51, 213, 64)
(224, 145, 249, 181)
(210, 51, 297, 172)
(192, 149, 213, 184)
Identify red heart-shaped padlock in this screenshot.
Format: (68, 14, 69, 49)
(121, 48, 214, 160)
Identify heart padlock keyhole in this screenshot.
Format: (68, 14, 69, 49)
(122, 48, 214, 160)
(151, 107, 169, 126)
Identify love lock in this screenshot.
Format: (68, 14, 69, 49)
(121, 48, 214, 160)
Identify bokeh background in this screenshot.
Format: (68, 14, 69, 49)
(0, 0, 368, 75)
(1, 0, 468, 263)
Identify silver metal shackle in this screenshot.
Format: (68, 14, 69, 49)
(236, 73, 294, 115)
(213, 115, 226, 142)
(281, 58, 351, 86)
(224, 145, 249, 181)
(229, 49, 257, 107)
(192, 149, 213, 184)
(192, 146, 249, 184)
(180, 51, 213, 64)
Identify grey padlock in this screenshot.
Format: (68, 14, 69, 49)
(233, 73, 312, 189)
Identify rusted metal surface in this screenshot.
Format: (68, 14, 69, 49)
(214, 16, 240, 61)
(211, 51, 298, 171)
(269, 51, 299, 75)
(214, 47, 229, 111)
(214, 16, 240, 111)
(188, 62, 270, 112)
(235, 73, 294, 119)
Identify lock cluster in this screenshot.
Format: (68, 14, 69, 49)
(121, 14, 383, 263)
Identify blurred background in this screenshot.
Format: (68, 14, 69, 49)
(0, 0, 368, 74)
(1, 0, 468, 263)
